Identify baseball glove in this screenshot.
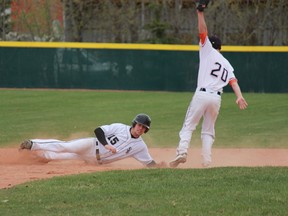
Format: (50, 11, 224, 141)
(196, 0, 210, 12)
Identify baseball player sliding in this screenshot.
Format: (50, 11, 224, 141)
(170, 0, 248, 168)
(19, 114, 165, 168)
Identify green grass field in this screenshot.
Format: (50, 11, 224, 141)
(1, 168, 288, 215)
(0, 89, 288, 215)
(0, 89, 287, 148)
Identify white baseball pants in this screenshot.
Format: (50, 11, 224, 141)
(176, 90, 221, 165)
(31, 138, 97, 161)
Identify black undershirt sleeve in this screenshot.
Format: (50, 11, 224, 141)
(94, 127, 108, 146)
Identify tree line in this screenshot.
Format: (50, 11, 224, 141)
(1, 0, 287, 45)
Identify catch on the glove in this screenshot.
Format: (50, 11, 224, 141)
(196, 0, 210, 12)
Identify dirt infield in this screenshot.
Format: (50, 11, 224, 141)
(1, 147, 287, 189)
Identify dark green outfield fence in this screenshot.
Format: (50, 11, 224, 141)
(0, 42, 287, 92)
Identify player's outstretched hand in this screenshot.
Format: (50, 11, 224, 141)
(236, 97, 248, 110)
(196, 0, 210, 12)
(105, 145, 117, 153)
(147, 161, 167, 168)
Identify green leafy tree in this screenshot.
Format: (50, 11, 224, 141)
(0, 0, 12, 40)
(143, 2, 179, 44)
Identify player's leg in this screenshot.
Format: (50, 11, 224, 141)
(178, 94, 205, 154)
(201, 134, 214, 167)
(170, 94, 204, 167)
(21, 138, 97, 160)
(37, 151, 80, 160)
(201, 97, 221, 167)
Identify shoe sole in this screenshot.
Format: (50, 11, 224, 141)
(169, 157, 187, 168)
(19, 141, 33, 150)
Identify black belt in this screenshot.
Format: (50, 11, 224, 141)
(95, 141, 102, 164)
(200, 88, 221, 96)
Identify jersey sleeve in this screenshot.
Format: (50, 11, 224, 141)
(199, 32, 207, 46)
(229, 77, 238, 85)
(132, 144, 154, 166)
(225, 60, 237, 85)
(100, 123, 123, 136)
(199, 34, 213, 58)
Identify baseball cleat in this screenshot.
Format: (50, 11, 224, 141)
(169, 153, 187, 168)
(19, 140, 33, 150)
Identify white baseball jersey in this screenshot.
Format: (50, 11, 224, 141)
(31, 123, 154, 166)
(98, 123, 153, 165)
(198, 36, 236, 92)
(177, 36, 237, 162)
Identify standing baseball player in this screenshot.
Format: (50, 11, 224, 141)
(169, 0, 248, 168)
(19, 113, 164, 168)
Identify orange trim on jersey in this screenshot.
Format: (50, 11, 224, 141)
(229, 78, 238, 86)
(199, 33, 207, 45)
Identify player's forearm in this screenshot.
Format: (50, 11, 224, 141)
(231, 82, 243, 98)
(146, 160, 167, 168)
(94, 127, 117, 153)
(231, 82, 248, 110)
(146, 160, 157, 167)
(197, 11, 208, 35)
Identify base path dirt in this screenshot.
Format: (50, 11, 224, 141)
(1, 148, 287, 189)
